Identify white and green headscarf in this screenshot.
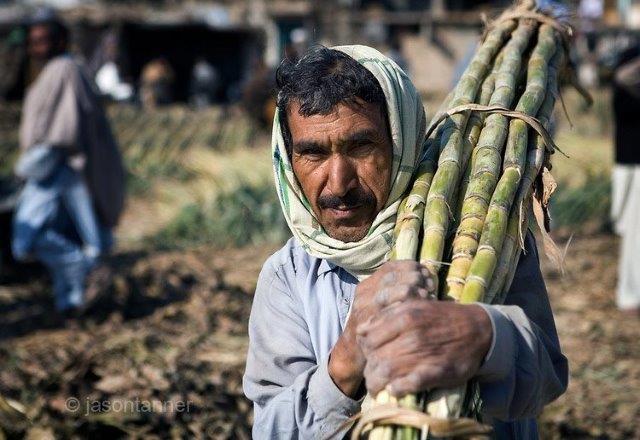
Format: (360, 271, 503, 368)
(272, 45, 427, 280)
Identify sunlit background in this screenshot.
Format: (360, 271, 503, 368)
(0, 0, 638, 438)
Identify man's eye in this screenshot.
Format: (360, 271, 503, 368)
(299, 148, 326, 158)
(350, 142, 375, 156)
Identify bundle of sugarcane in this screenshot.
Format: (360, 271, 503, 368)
(353, 1, 588, 438)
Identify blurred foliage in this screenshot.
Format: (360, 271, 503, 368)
(151, 183, 289, 249)
(551, 171, 611, 230)
(109, 105, 259, 196)
(0, 104, 20, 177)
(124, 138, 197, 196)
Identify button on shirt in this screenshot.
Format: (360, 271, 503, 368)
(243, 233, 568, 439)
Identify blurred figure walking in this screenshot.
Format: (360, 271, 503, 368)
(140, 58, 175, 109)
(92, 31, 133, 102)
(12, 11, 125, 315)
(611, 48, 640, 316)
(189, 57, 219, 108)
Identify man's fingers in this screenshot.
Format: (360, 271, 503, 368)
(379, 262, 438, 293)
(380, 266, 423, 288)
(363, 355, 415, 395)
(357, 301, 432, 352)
(363, 358, 391, 395)
(374, 284, 430, 307)
(421, 267, 438, 293)
(358, 299, 429, 335)
(386, 363, 449, 397)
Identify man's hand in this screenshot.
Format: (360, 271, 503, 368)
(328, 261, 437, 398)
(356, 300, 493, 397)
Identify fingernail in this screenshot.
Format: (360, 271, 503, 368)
(426, 278, 435, 291)
(386, 383, 398, 396)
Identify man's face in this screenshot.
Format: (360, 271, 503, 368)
(28, 25, 54, 61)
(288, 99, 393, 242)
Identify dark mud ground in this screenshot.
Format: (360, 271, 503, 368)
(0, 234, 638, 439)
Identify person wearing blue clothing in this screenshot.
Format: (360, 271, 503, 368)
(243, 45, 567, 439)
(12, 12, 124, 314)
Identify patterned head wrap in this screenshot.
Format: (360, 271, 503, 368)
(272, 45, 427, 279)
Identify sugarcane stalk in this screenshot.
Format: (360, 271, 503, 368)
(486, 48, 564, 304)
(445, 20, 538, 300)
(389, 197, 409, 261)
(448, 60, 503, 304)
(419, 19, 517, 276)
(380, 151, 439, 440)
(376, 22, 517, 440)
(371, 22, 515, 426)
(447, 47, 507, 296)
(416, 22, 536, 438)
(462, 24, 559, 303)
(395, 151, 439, 261)
(421, 23, 562, 432)
(359, 3, 572, 438)
(454, 48, 505, 218)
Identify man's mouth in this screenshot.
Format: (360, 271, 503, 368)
(327, 205, 362, 219)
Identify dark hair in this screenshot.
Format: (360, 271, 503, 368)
(276, 46, 387, 157)
(28, 8, 69, 49)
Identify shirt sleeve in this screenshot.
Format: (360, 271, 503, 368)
(474, 232, 568, 421)
(243, 260, 362, 439)
(14, 144, 61, 181)
(615, 56, 640, 99)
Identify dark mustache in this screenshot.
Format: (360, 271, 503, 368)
(318, 190, 375, 210)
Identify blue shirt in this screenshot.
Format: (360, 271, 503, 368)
(243, 233, 568, 439)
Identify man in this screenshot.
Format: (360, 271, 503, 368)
(611, 47, 640, 316)
(189, 57, 219, 108)
(140, 58, 175, 109)
(12, 13, 125, 314)
(243, 46, 567, 439)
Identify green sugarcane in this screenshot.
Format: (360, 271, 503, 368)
(380, 154, 438, 440)
(419, 19, 517, 276)
(389, 131, 442, 262)
(448, 63, 503, 306)
(382, 18, 516, 440)
(425, 18, 535, 438)
(394, 149, 439, 440)
(462, 24, 559, 303)
(487, 48, 563, 304)
(372, 19, 515, 432)
(453, 49, 505, 224)
(395, 151, 439, 261)
(388, 197, 409, 261)
(445, 20, 538, 300)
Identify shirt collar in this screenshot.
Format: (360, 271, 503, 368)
(316, 258, 339, 277)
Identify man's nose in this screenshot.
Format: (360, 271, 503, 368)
(326, 155, 358, 197)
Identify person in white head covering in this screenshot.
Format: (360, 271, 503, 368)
(243, 45, 567, 439)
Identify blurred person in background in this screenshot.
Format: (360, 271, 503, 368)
(241, 57, 277, 128)
(611, 46, 640, 317)
(386, 36, 409, 74)
(140, 58, 175, 109)
(92, 31, 133, 102)
(189, 57, 219, 109)
(577, 0, 603, 87)
(12, 10, 125, 316)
